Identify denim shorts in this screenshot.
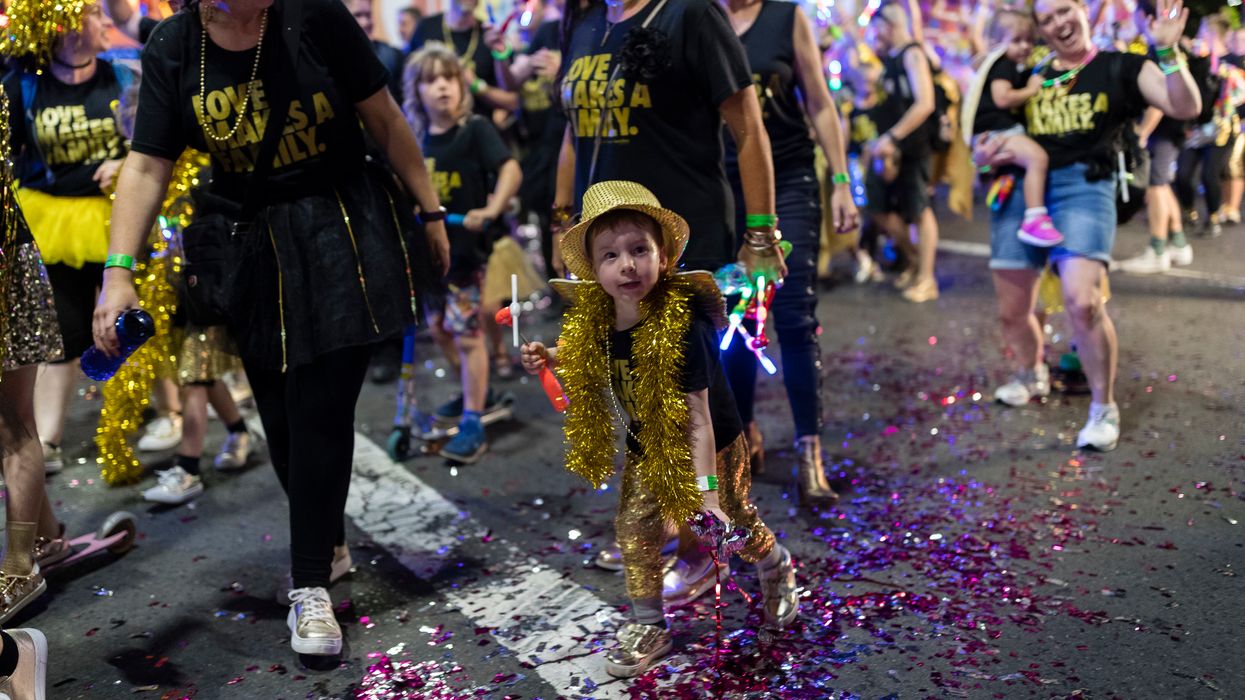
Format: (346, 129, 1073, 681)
(989, 162, 1116, 271)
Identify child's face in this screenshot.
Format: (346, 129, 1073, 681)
(418, 66, 463, 120)
(1004, 26, 1035, 63)
(591, 221, 668, 306)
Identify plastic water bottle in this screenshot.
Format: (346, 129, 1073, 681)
(80, 309, 156, 381)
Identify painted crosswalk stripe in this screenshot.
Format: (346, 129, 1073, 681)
(345, 432, 629, 698)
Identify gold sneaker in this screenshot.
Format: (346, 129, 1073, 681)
(286, 586, 342, 655)
(663, 554, 728, 606)
(604, 622, 673, 678)
(759, 549, 799, 629)
(0, 627, 47, 700)
(0, 566, 47, 625)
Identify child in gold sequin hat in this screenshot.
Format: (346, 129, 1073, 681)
(520, 180, 799, 678)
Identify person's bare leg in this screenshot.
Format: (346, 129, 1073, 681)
(1146, 186, 1170, 242)
(152, 377, 182, 419)
(206, 380, 243, 426)
(1007, 136, 1049, 211)
(1058, 258, 1116, 405)
(455, 334, 489, 413)
(32, 362, 76, 448)
(1, 366, 50, 574)
(913, 207, 939, 285)
(992, 269, 1044, 370)
(178, 385, 209, 458)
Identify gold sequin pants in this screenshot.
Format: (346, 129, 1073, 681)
(616, 434, 775, 601)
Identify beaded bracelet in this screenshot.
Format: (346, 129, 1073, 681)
(104, 254, 135, 271)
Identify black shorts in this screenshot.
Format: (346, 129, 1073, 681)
(45, 262, 103, 361)
(1148, 138, 1179, 187)
(866, 154, 932, 224)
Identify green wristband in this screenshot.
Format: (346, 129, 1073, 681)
(696, 474, 719, 492)
(470, 78, 485, 94)
(745, 213, 778, 228)
(104, 254, 135, 271)
(491, 44, 514, 61)
(831, 172, 850, 185)
(1154, 44, 1176, 57)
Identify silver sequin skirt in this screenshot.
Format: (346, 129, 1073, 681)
(2, 242, 63, 371)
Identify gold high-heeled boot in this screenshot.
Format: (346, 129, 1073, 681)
(746, 421, 765, 475)
(795, 435, 838, 505)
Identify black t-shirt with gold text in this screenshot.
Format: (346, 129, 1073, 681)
(131, 0, 390, 204)
(1025, 52, 1151, 170)
(846, 99, 879, 157)
(610, 313, 743, 455)
(519, 20, 562, 145)
(562, 0, 751, 271)
(4, 62, 128, 197)
(421, 115, 512, 277)
(973, 56, 1027, 134)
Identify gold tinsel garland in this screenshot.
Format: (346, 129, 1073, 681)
(95, 150, 208, 485)
(558, 276, 704, 524)
(0, 85, 17, 374)
(0, 0, 90, 67)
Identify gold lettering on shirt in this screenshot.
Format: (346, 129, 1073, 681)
(750, 72, 783, 120)
(193, 80, 336, 173)
(611, 357, 638, 419)
(34, 104, 123, 166)
(561, 53, 650, 141)
(425, 158, 463, 203)
(851, 112, 878, 146)
(1024, 87, 1109, 138)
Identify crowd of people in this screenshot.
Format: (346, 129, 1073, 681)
(0, 0, 1227, 693)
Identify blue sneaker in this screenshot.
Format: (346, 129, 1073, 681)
(440, 417, 487, 463)
(434, 389, 499, 424)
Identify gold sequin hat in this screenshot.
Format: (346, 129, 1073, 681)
(0, 0, 91, 65)
(559, 180, 689, 281)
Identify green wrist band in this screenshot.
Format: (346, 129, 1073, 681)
(1155, 45, 1176, 57)
(696, 474, 719, 492)
(491, 44, 513, 61)
(104, 254, 135, 271)
(831, 172, 850, 185)
(470, 78, 485, 94)
(1161, 62, 1184, 75)
(745, 213, 778, 228)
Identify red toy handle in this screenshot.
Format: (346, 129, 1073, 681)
(494, 307, 569, 413)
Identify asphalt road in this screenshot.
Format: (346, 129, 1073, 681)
(18, 207, 1245, 699)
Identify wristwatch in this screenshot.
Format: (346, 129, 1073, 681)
(418, 206, 448, 224)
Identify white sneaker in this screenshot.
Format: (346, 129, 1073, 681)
(137, 415, 183, 452)
(213, 432, 252, 472)
(142, 467, 204, 505)
(41, 443, 63, 475)
(854, 250, 883, 284)
(993, 364, 1051, 407)
(1118, 247, 1171, 274)
(275, 545, 353, 604)
(1076, 402, 1120, 452)
(287, 587, 342, 655)
(1167, 244, 1193, 267)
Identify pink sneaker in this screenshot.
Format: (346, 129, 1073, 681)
(1018, 214, 1064, 247)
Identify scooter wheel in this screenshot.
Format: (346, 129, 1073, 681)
(387, 429, 411, 460)
(99, 511, 138, 554)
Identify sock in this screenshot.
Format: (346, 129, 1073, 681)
(0, 630, 17, 677)
(1170, 230, 1188, 248)
(175, 453, 202, 476)
(756, 544, 786, 573)
(1023, 206, 1047, 222)
(1149, 237, 1167, 255)
(459, 410, 483, 436)
(225, 419, 247, 434)
(631, 597, 667, 627)
(1, 521, 37, 575)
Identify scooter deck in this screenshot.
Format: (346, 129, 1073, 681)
(420, 404, 514, 442)
(42, 512, 137, 575)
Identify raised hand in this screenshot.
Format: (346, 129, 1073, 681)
(1148, 0, 1189, 49)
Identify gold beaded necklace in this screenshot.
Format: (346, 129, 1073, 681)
(197, 4, 269, 143)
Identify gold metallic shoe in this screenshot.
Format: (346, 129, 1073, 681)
(893, 268, 916, 290)
(759, 548, 799, 629)
(746, 421, 765, 475)
(0, 565, 47, 625)
(593, 542, 624, 571)
(33, 524, 70, 569)
(286, 587, 342, 655)
(0, 627, 47, 700)
(604, 622, 673, 678)
(902, 277, 939, 303)
(663, 553, 729, 606)
(796, 436, 838, 506)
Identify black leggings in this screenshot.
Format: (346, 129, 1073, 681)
(1174, 143, 1229, 216)
(244, 345, 371, 589)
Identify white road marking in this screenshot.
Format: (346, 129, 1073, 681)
(345, 431, 628, 698)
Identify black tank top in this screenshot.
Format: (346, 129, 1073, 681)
(724, 1, 814, 172)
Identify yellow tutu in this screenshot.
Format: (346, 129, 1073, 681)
(15, 188, 111, 269)
(482, 235, 546, 305)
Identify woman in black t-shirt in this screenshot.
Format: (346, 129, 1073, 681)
(2, 0, 128, 472)
(975, 0, 1200, 453)
(92, 0, 451, 658)
(552, 0, 781, 283)
(864, 0, 942, 304)
(720, 0, 858, 507)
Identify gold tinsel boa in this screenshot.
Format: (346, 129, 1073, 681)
(0, 0, 90, 67)
(558, 276, 706, 524)
(95, 150, 207, 485)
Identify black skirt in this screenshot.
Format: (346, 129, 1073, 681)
(226, 163, 443, 371)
